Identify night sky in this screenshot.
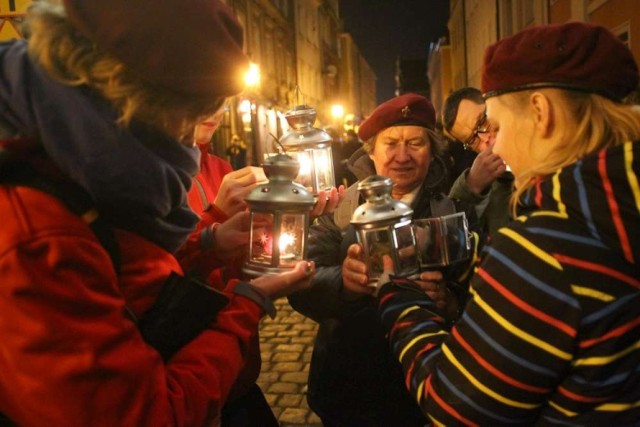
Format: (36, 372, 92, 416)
(340, 0, 450, 104)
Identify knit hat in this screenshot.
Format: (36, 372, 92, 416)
(63, 0, 250, 98)
(482, 22, 639, 101)
(358, 93, 436, 141)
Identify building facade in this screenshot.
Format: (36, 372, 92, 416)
(435, 0, 640, 113)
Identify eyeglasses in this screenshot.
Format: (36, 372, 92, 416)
(463, 111, 491, 150)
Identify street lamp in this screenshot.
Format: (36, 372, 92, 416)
(243, 153, 316, 277)
(244, 62, 261, 88)
(279, 104, 335, 195)
(350, 175, 420, 285)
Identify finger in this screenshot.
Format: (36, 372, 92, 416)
(323, 187, 340, 212)
(382, 254, 394, 274)
(347, 243, 362, 257)
(419, 270, 443, 282)
(310, 191, 328, 217)
(348, 272, 369, 287)
(344, 257, 367, 275)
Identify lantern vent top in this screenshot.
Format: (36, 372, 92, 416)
(351, 175, 413, 226)
(281, 104, 333, 148)
(245, 153, 315, 208)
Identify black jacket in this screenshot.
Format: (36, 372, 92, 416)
(288, 149, 478, 426)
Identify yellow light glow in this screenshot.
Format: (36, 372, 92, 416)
(244, 62, 260, 88)
(279, 233, 296, 256)
(331, 104, 344, 119)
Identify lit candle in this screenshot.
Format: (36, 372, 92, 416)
(279, 232, 297, 259)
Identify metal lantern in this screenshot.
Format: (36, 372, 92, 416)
(243, 153, 316, 277)
(350, 175, 420, 285)
(279, 104, 335, 195)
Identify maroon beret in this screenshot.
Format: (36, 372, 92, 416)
(358, 93, 436, 141)
(482, 22, 639, 101)
(63, 0, 250, 98)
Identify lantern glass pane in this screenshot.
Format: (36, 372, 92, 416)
(312, 147, 335, 191)
(277, 213, 306, 266)
(393, 222, 419, 275)
(289, 150, 313, 191)
(362, 227, 392, 280)
(249, 212, 275, 265)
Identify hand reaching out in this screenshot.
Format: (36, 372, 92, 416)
(249, 260, 316, 300)
(212, 211, 250, 260)
(310, 185, 346, 219)
(213, 166, 267, 217)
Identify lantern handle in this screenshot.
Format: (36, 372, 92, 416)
(293, 85, 305, 107)
(268, 132, 287, 155)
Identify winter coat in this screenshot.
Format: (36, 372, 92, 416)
(0, 39, 264, 426)
(378, 141, 640, 425)
(176, 146, 262, 407)
(288, 148, 478, 426)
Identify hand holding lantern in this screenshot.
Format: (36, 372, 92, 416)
(243, 153, 315, 278)
(350, 175, 420, 286)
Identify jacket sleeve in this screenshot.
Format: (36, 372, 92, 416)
(174, 203, 230, 278)
(288, 214, 370, 321)
(0, 190, 264, 427)
(448, 168, 490, 205)
(376, 223, 578, 425)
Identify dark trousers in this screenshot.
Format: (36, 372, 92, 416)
(221, 384, 279, 427)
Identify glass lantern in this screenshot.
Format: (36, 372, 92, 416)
(279, 104, 335, 195)
(243, 153, 316, 277)
(350, 175, 420, 285)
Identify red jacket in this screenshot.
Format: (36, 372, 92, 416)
(177, 145, 235, 281)
(0, 184, 264, 426)
(177, 146, 260, 403)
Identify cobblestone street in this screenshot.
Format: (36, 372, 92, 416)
(257, 298, 323, 427)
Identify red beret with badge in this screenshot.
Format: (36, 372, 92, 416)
(63, 0, 250, 99)
(358, 93, 436, 141)
(482, 22, 639, 101)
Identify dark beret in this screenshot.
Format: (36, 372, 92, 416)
(358, 93, 436, 141)
(63, 0, 250, 99)
(482, 22, 639, 101)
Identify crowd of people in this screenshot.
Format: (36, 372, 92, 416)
(0, 1, 638, 426)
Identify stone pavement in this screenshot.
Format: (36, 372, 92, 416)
(257, 297, 323, 427)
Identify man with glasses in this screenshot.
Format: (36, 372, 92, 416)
(442, 87, 514, 237)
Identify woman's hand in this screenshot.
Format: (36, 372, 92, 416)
(249, 261, 316, 299)
(310, 185, 345, 219)
(412, 270, 447, 309)
(342, 243, 374, 296)
(212, 211, 250, 259)
(213, 166, 268, 216)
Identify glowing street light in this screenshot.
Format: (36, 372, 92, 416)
(331, 104, 345, 121)
(244, 62, 260, 88)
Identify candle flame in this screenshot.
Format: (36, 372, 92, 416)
(279, 232, 296, 252)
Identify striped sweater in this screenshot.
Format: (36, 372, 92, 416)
(377, 141, 640, 425)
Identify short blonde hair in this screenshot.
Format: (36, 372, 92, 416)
(502, 89, 640, 212)
(25, 1, 225, 141)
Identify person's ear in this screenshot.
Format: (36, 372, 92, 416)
(529, 92, 554, 138)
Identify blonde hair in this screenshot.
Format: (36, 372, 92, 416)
(24, 1, 225, 141)
(502, 89, 640, 213)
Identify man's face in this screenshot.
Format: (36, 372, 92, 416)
(450, 99, 493, 152)
(369, 125, 433, 197)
